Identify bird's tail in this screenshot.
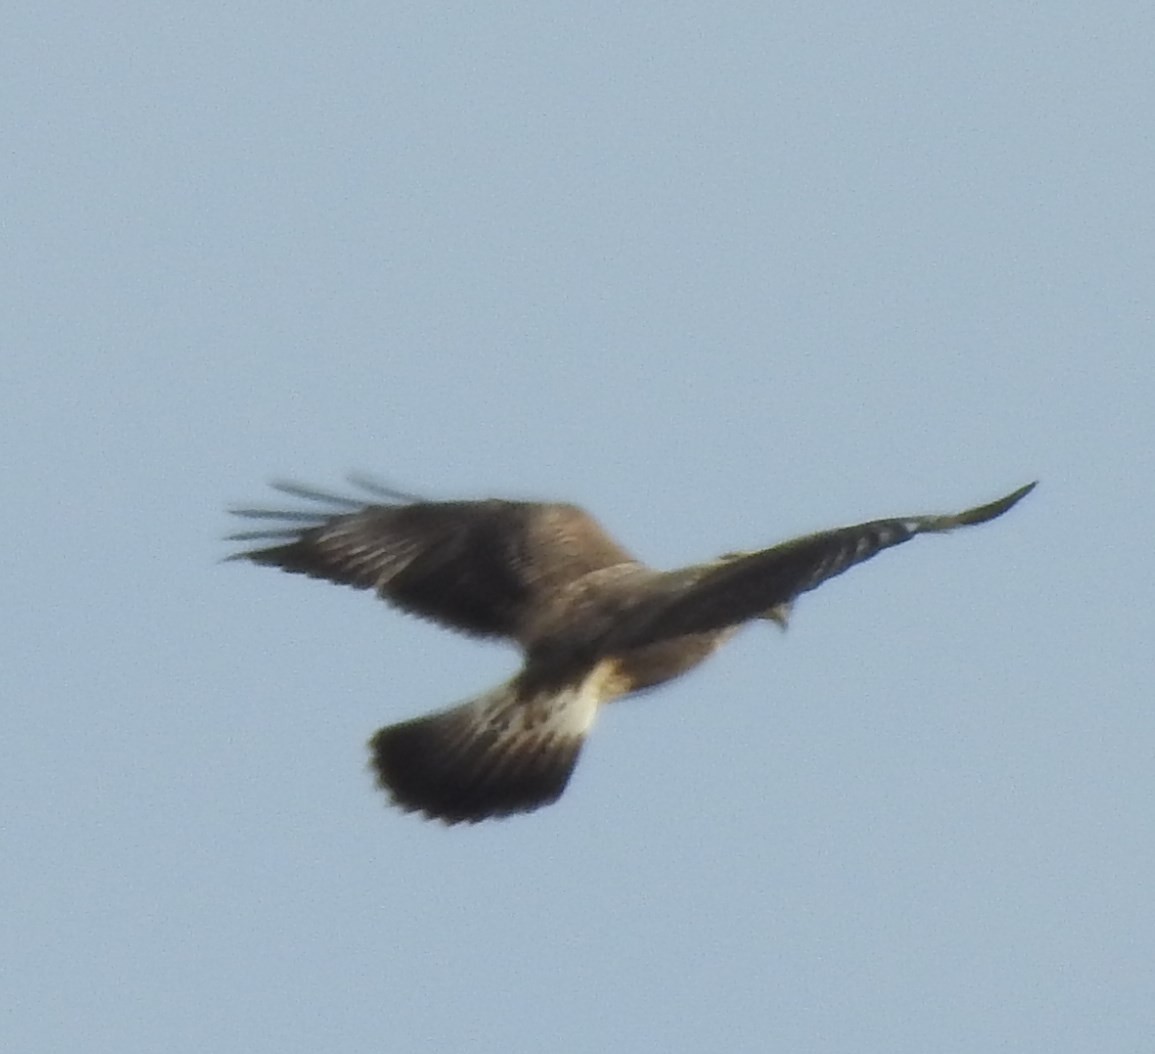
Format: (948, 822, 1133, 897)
(369, 669, 607, 824)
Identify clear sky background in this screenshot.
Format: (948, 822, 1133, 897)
(5, 4, 1153, 1052)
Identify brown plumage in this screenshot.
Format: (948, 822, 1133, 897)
(227, 476, 1035, 824)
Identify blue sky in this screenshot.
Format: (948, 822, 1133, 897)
(5, 4, 1153, 1052)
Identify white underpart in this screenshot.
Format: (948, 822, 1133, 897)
(459, 660, 619, 744)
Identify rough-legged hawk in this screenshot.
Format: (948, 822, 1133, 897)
(227, 477, 1034, 824)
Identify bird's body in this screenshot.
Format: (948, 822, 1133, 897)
(228, 477, 1034, 824)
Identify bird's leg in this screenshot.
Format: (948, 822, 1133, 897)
(760, 601, 793, 631)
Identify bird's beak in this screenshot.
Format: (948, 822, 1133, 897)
(763, 602, 792, 631)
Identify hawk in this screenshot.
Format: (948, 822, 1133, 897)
(227, 477, 1034, 824)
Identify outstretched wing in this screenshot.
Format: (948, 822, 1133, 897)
(601, 482, 1036, 651)
(369, 664, 621, 824)
(226, 478, 635, 642)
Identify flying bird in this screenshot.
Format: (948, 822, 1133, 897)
(227, 476, 1035, 824)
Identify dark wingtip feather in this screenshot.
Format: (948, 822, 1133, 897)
(345, 472, 426, 504)
(955, 480, 1038, 527)
(224, 476, 428, 562)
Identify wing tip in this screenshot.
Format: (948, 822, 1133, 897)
(955, 480, 1038, 527)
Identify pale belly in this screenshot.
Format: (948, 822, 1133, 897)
(610, 628, 741, 695)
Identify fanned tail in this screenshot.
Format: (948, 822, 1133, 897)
(369, 672, 604, 824)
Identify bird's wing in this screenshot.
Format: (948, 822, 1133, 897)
(369, 663, 625, 823)
(226, 479, 635, 642)
(601, 482, 1036, 651)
